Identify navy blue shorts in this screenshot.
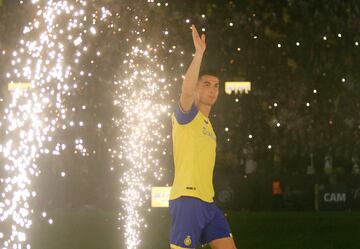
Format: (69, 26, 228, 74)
(169, 196, 232, 249)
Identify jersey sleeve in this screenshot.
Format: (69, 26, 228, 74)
(175, 102, 198, 125)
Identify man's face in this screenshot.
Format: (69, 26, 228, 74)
(196, 75, 220, 106)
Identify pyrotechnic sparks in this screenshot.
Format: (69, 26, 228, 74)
(0, 1, 110, 248)
(2, 1, 172, 248)
(112, 5, 171, 249)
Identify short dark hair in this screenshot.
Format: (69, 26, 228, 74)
(199, 68, 219, 78)
(198, 69, 220, 83)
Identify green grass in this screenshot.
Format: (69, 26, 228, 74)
(227, 211, 360, 249)
(21, 209, 360, 249)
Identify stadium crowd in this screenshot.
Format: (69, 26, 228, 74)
(0, 0, 359, 210)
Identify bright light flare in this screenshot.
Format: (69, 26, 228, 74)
(113, 16, 170, 249)
(0, 1, 111, 248)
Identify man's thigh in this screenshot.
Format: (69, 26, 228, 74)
(200, 203, 233, 247)
(169, 197, 206, 248)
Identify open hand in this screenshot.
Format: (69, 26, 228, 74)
(191, 24, 206, 54)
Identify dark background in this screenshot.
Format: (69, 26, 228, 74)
(0, 0, 360, 211)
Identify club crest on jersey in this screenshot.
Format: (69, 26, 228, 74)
(184, 235, 192, 246)
(202, 127, 216, 141)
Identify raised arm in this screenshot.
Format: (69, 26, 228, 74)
(180, 25, 206, 112)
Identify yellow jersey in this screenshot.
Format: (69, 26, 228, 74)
(169, 103, 217, 203)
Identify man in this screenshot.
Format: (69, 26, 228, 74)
(169, 25, 237, 249)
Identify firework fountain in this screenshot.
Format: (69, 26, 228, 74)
(0, 1, 110, 248)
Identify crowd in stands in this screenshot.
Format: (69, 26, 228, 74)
(0, 0, 359, 210)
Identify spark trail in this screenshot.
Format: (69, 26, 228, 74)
(112, 2, 171, 248)
(0, 1, 110, 248)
